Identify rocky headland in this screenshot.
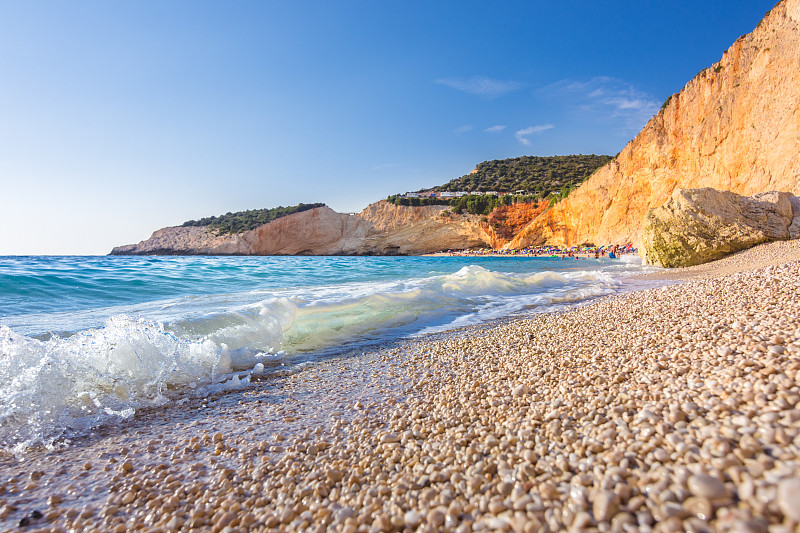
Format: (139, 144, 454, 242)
(111, 203, 491, 256)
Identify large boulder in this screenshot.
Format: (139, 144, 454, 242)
(641, 188, 800, 267)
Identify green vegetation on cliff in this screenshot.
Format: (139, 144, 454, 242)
(178, 155, 612, 235)
(433, 154, 612, 198)
(387, 154, 612, 215)
(386, 193, 539, 216)
(181, 203, 326, 234)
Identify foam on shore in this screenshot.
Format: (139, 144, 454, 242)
(0, 263, 647, 453)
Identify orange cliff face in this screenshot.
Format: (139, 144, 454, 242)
(509, 0, 800, 250)
(481, 201, 549, 249)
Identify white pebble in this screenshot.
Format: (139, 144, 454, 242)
(777, 478, 800, 521)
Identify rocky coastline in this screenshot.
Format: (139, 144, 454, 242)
(110, 204, 491, 257)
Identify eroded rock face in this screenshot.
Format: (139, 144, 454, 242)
(510, 0, 800, 250)
(109, 226, 250, 255)
(484, 202, 548, 249)
(358, 202, 491, 254)
(111, 203, 492, 255)
(245, 207, 371, 255)
(641, 188, 800, 267)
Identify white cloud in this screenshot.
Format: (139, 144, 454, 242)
(454, 125, 474, 134)
(538, 76, 660, 133)
(435, 76, 523, 98)
(484, 125, 506, 133)
(515, 124, 554, 145)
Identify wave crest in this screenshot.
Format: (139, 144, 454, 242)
(0, 262, 636, 452)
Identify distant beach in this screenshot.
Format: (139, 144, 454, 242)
(2, 240, 800, 531)
(427, 244, 636, 260)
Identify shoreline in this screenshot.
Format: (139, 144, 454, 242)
(425, 250, 636, 261)
(2, 241, 800, 531)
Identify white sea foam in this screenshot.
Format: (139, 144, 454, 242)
(0, 299, 296, 453)
(0, 262, 644, 452)
(620, 254, 643, 264)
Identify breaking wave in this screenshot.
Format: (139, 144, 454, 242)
(0, 260, 648, 452)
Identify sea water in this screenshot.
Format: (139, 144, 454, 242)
(0, 254, 657, 453)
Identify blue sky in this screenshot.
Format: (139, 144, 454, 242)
(0, 0, 776, 254)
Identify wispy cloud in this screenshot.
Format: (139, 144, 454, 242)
(371, 163, 402, 171)
(538, 76, 660, 133)
(435, 76, 523, 98)
(484, 125, 506, 133)
(454, 125, 474, 134)
(515, 124, 554, 145)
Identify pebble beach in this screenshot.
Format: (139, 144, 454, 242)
(3, 241, 800, 532)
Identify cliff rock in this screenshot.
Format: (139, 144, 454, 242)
(483, 202, 548, 249)
(245, 207, 371, 255)
(111, 203, 491, 256)
(357, 202, 490, 254)
(641, 188, 800, 267)
(109, 225, 250, 255)
(509, 0, 800, 250)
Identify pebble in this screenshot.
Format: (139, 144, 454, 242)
(592, 490, 618, 522)
(379, 433, 400, 444)
(683, 496, 713, 520)
(427, 507, 446, 527)
(404, 510, 422, 528)
(326, 469, 344, 482)
(777, 478, 800, 522)
(512, 384, 530, 397)
(688, 474, 727, 500)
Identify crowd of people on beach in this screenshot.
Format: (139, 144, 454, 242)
(441, 243, 636, 258)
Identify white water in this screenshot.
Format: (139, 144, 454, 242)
(0, 259, 657, 452)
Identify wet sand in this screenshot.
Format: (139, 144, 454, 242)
(3, 241, 800, 532)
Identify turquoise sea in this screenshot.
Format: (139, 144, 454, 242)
(0, 255, 656, 453)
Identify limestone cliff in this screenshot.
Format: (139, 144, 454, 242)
(245, 207, 372, 255)
(357, 202, 490, 254)
(109, 226, 250, 255)
(508, 0, 800, 250)
(111, 203, 491, 255)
